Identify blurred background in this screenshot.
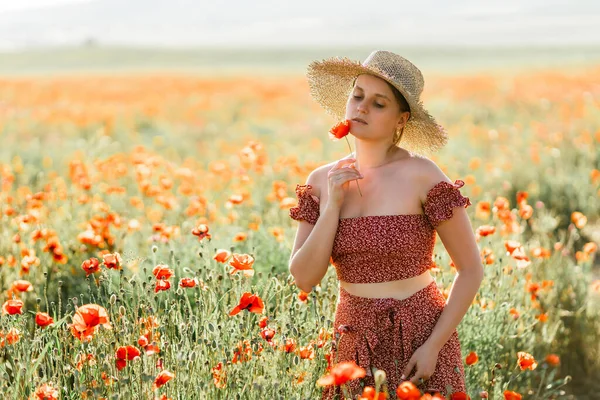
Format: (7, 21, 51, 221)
(1, 0, 599, 74)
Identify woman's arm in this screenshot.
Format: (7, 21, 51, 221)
(418, 159, 484, 351)
(289, 168, 340, 293)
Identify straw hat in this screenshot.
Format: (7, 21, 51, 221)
(306, 50, 448, 155)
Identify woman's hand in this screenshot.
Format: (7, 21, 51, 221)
(400, 341, 441, 386)
(326, 157, 363, 210)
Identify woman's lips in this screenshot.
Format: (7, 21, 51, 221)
(352, 119, 368, 125)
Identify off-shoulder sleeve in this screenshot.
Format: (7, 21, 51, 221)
(423, 179, 472, 228)
(289, 184, 320, 225)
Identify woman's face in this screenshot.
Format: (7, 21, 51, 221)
(345, 73, 408, 142)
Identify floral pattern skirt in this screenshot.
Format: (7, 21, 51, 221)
(321, 281, 467, 399)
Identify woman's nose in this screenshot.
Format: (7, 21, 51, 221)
(357, 101, 368, 113)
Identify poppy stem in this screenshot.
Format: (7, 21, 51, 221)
(344, 136, 363, 197)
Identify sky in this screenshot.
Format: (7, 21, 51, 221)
(0, 0, 598, 50)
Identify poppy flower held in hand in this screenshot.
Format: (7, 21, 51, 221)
(329, 119, 362, 197)
(328, 120, 350, 140)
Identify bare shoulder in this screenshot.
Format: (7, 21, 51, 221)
(401, 154, 452, 203)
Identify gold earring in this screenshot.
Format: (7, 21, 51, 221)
(394, 127, 402, 142)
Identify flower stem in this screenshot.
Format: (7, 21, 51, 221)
(344, 136, 362, 197)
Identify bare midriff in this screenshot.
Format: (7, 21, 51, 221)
(339, 269, 433, 300)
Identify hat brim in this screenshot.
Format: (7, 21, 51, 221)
(306, 56, 448, 155)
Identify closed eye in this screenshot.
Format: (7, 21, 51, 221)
(352, 95, 384, 108)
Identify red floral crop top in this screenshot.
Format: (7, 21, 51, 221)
(289, 179, 472, 283)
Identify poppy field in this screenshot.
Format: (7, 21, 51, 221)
(0, 58, 599, 400)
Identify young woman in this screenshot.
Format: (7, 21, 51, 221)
(288, 50, 484, 398)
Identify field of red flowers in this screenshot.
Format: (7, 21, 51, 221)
(0, 65, 599, 399)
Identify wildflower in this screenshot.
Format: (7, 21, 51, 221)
(153, 370, 175, 390)
(465, 351, 478, 365)
(282, 338, 297, 353)
(34, 382, 59, 399)
(260, 327, 276, 342)
(81, 258, 101, 276)
(517, 351, 537, 370)
(298, 291, 308, 302)
(396, 381, 420, 400)
(317, 360, 366, 387)
(35, 312, 54, 328)
(116, 345, 141, 361)
(155, 279, 171, 293)
(503, 390, 522, 400)
(102, 252, 122, 270)
(570, 211, 587, 229)
(2, 299, 24, 315)
(545, 354, 560, 366)
(258, 316, 268, 328)
(213, 249, 232, 263)
(191, 224, 212, 241)
(152, 264, 174, 280)
(115, 345, 141, 370)
(229, 292, 264, 316)
(475, 225, 496, 237)
(298, 344, 315, 360)
(211, 362, 226, 389)
(360, 386, 388, 400)
(0, 327, 20, 347)
(228, 253, 255, 277)
(10, 279, 33, 293)
(69, 304, 112, 342)
(179, 278, 197, 288)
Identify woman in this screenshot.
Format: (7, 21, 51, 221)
(288, 50, 484, 398)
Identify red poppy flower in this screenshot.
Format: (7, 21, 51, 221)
(517, 351, 537, 370)
(116, 345, 141, 361)
(545, 353, 560, 366)
(260, 327, 276, 342)
(229, 292, 264, 316)
(69, 304, 112, 342)
(396, 381, 421, 400)
(228, 253, 255, 277)
(34, 382, 59, 400)
(11, 279, 33, 292)
(153, 264, 174, 280)
(179, 278, 197, 288)
(35, 312, 54, 327)
(451, 392, 471, 400)
(2, 299, 24, 315)
(316, 360, 366, 386)
(191, 224, 212, 241)
(81, 258, 101, 276)
(0, 327, 20, 347)
(115, 358, 127, 371)
(258, 316, 268, 328)
(465, 351, 478, 365)
(153, 370, 175, 389)
(102, 252, 122, 270)
(213, 249, 232, 263)
(155, 279, 171, 293)
(328, 119, 351, 140)
(503, 390, 522, 400)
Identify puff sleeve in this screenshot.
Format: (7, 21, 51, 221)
(423, 179, 472, 228)
(289, 184, 320, 225)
